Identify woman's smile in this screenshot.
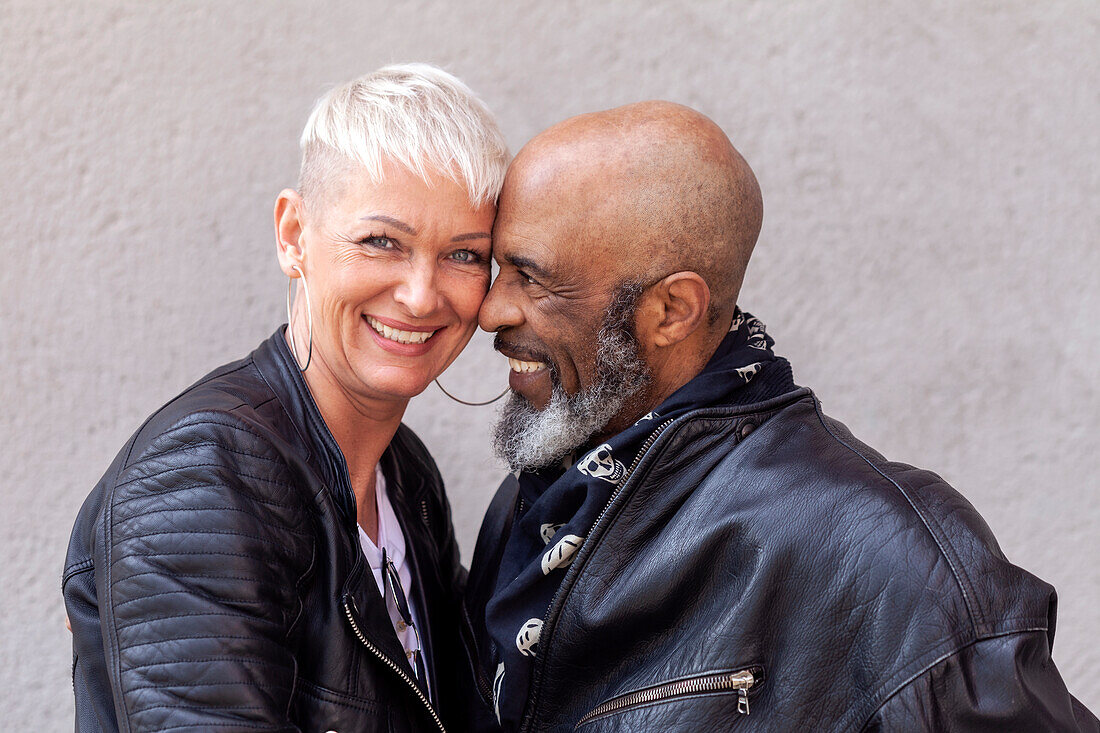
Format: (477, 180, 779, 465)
(363, 314, 446, 356)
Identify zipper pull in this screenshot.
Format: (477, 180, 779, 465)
(729, 670, 754, 715)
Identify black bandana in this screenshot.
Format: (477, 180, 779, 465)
(485, 310, 793, 728)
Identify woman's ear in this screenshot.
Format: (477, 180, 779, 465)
(638, 271, 711, 348)
(275, 189, 307, 277)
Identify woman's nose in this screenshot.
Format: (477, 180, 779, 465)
(478, 278, 523, 333)
(392, 263, 442, 318)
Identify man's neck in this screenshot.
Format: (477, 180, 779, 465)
(594, 331, 723, 442)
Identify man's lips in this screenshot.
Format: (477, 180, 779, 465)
(495, 347, 550, 374)
(494, 337, 558, 407)
(507, 357, 547, 373)
(494, 335, 551, 374)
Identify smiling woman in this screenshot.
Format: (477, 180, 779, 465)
(62, 64, 508, 733)
(276, 159, 495, 406)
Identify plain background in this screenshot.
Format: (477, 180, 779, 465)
(2, 1, 1096, 726)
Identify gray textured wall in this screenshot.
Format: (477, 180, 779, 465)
(2, 0, 1096, 726)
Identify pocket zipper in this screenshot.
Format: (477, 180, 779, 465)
(575, 667, 761, 728)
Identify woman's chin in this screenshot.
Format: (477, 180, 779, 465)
(350, 372, 435, 403)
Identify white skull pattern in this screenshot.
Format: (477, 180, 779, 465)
(735, 362, 762, 383)
(541, 533, 584, 575)
(516, 618, 543, 657)
(577, 443, 626, 484)
(540, 523, 564, 545)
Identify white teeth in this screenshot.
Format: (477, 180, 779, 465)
(365, 316, 437, 345)
(508, 357, 547, 373)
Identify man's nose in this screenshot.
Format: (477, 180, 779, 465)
(392, 261, 441, 318)
(479, 277, 523, 333)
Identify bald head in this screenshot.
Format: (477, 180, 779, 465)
(503, 101, 763, 327)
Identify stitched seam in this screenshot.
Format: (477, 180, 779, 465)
(105, 436, 139, 733)
(284, 533, 315, 640)
(120, 411, 262, 471)
(62, 559, 95, 587)
(114, 609, 281, 633)
(120, 440, 287, 476)
(112, 570, 288, 584)
(121, 656, 290, 674)
(112, 590, 268, 610)
(855, 627, 1050, 731)
(137, 720, 286, 732)
(116, 460, 292, 493)
(111, 505, 311, 539)
(120, 634, 290, 652)
(127, 702, 269, 714)
(810, 398, 979, 631)
(296, 677, 385, 714)
(110, 548, 295, 568)
(112, 528, 302, 549)
(114, 467, 298, 503)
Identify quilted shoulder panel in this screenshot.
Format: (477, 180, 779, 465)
(98, 409, 315, 732)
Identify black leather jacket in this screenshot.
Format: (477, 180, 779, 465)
(466, 388, 1098, 732)
(64, 329, 477, 732)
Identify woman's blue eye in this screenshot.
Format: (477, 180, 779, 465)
(362, 235, 395, 249)
(450, 250, 481, 263)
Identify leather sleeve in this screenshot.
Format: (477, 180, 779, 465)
(861, 630, 1099, 732)
(96, 411, 315, 732)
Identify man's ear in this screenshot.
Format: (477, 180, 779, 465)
(638, 271, 710, 348)
(274, 189, 307, 276)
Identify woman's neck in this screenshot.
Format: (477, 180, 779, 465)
(292, 334, 407, 542)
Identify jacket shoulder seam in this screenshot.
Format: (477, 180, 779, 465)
(855, 626, 1050, 731)
(808, 397, 981, 633)
(62, 557, 95, 588)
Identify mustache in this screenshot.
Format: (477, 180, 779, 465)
(493, 332, 553, 366)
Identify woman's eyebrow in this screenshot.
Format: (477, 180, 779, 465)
(361, 214, 417, 235)
(452, 231, 491, 242)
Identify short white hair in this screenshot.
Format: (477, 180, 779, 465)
(299, 63, 509, 208)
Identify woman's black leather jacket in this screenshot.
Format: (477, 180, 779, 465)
(64, 329, 477, 732)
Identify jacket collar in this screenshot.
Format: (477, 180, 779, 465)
(252, 327, 431, 505)
(254, 328, 442, 690)
(252, 327, 351, 501)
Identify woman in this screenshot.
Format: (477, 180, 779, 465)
(63, 64, 508, 732)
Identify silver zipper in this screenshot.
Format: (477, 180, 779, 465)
(341, 596, 446, 733)
(522, 418, 677, 729)
(575, 669, 757, 728)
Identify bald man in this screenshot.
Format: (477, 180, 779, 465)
(463, 103, 1097, 732)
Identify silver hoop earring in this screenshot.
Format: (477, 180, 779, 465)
(286, 264, 313, 371)
(434, 379, 509, 407)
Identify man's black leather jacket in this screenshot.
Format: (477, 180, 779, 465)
(466, 388, 1098, 732)
(64, 329, 477, 732)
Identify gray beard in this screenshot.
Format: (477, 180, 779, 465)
(492, 285, 652, 473)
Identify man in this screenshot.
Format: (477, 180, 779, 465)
(464, 102, 1098, 732)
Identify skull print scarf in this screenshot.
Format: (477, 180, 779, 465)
(484, 310, 795, 729)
